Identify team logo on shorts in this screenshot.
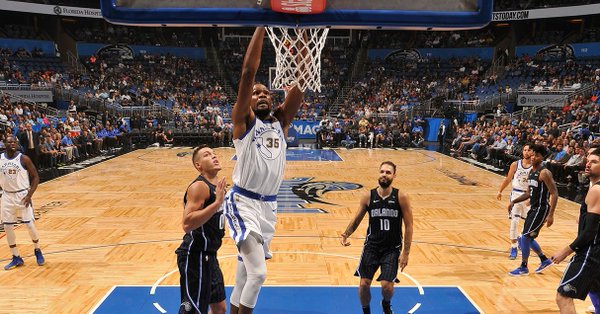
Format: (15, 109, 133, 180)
(180, 301, 192, 312)
(561, 284, 577, 294)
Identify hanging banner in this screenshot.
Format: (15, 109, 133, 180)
(517, 94, 566, 107)
(493, 4, 600, 21)
(2, 90, 54, 103)
(0, 0, 102, 18)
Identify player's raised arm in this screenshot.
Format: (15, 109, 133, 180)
(274, 31, 307, 130)
(232, 27, 265, 139)
(275, 86, 304, 130)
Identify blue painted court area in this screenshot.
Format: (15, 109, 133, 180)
(233, 149, 343, 162)
(93, 286, 480, 314)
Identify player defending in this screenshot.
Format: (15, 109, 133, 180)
(1, 135, 44, 270)
(223, 27, 305, 314)
(497, 144, 533, 259)
(508, 144, 557, 276)
(341, 161, 414, 314)
(175, 146, 227, 314)
(552, 148, 600, 314)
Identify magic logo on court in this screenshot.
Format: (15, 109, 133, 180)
(278, 177, 362, 213)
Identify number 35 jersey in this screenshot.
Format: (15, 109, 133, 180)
(232, 117, 287, 196)
(365, 188, 403, 249)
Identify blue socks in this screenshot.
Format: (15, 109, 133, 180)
(521, 236, 531, 266)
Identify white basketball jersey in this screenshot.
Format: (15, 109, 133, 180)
(0, 153, 30, 192)
(512, 160, 532, 191)
(232, 118, 286, 195)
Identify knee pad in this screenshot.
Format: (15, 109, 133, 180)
(230, 261, 247, 308)
(239, 270, 266, 308)
(247, 269, 266, 285)
(238, 236, 267, 308)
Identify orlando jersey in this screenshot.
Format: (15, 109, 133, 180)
(512, 160, 532, 191)
(176, 175, 224, 254)
(232, 117, 286, 196)
(0, 153, 29, 192)
(528, 166, 549, 210)
(365, 188, 403, 249)
(577, 182, 600, 247)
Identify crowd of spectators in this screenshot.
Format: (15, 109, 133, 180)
(449, 89, 600, 191)
(412, 30, 496, 49)
(0, 95, 130, 171)
(345, 56, 489, 110)
(369, 30, 497, 49)
(504, 54, 600, 93)
(1, 20, 600, 180)
(518, 30, 567, 46)
(0, 48, 64, 86)
(316, 110, 427, 150)
(66, 20, 202, 48)
(0, 24, 48, 40)
(575, 27, 600, 43)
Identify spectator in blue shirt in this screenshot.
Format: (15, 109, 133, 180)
(412, 124, 423, 135)
(60, 132, 79, 161)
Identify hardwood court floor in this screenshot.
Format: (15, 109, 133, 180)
(0, 147, 590, 313)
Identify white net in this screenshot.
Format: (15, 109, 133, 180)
(265, 27, 329, 92)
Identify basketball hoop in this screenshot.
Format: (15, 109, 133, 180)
(265, 27, 329, 92)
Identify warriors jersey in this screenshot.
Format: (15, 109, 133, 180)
(232, 118, 286, 196)
(0, 153, 29, 192)
(512, 160, 532, 191)
(528, 166, 549, 210)
(365, 188, 403, 249)
(176, 175, 224, 253)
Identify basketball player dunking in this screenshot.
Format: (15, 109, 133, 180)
(497, 144, 533, 260)
(341, 161, 414, 314)
(508, 144, 557, 276)
(223, 27, 305, 314)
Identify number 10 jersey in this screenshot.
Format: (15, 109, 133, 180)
(365, 188, 403, 249)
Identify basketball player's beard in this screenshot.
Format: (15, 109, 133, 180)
(378, 178, 392, 189)
(254, 108, 271, 120)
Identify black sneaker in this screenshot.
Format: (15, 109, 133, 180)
(381, 301, 394, 314)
